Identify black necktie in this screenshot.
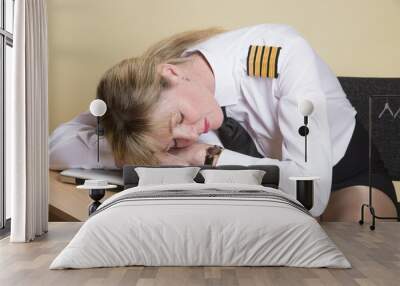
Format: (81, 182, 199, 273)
(217, 107, 264, 158)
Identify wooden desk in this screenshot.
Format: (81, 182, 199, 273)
(49, 171, 117, 221)
(49, 169, 400, 222)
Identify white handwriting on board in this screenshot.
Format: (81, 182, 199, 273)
(378, 103, 400, 119)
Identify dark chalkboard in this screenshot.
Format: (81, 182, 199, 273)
(338, 77, 400, 180)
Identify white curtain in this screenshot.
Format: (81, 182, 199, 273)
(7, 0, 49, 242)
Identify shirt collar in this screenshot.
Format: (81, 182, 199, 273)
(183, 41, 239, 107)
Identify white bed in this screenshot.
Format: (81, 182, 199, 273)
(50, 183, 350, 269)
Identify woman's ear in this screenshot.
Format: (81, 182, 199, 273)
(157, 64, 181, 86)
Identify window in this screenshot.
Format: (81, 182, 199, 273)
(0, 0, 14, 232)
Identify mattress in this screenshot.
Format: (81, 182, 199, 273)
(50, 183, 350, 269)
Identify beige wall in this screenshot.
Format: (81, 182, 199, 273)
(47, 0, 400, 132)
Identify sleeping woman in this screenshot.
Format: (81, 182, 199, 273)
(49, 24, 398, 220)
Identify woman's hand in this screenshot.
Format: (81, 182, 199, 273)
(152, 144, 210, 165)
(156, 151, 190, 166)
(116, 143, 213, 166)
(168, 143, 213, 165)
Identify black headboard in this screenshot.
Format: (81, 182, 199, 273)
(338, 77, 400, 180)
(123, 165, 280, 189)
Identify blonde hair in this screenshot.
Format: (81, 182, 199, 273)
(97, 27, 224, 165)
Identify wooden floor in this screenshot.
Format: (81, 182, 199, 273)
(0, 222, 399, 286)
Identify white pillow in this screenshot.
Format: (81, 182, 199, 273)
(200, 169, 266, 185)
(135, 167, 200, 186)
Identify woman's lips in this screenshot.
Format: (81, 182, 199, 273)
(203, 118, 210, 133)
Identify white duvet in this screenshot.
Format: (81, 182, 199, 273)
(50, 183, 350, 269)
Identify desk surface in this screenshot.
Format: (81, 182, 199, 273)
(49, 170, 400, 222)
(1, 222, 399, 286)
(49, 171, 116, 221)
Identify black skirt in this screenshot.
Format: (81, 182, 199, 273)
(332, 117, 398, 209)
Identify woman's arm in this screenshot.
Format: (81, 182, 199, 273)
(217, 36, 333, 217)
(49, 111, 118, 170)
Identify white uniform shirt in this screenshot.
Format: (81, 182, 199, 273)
(49, 24, 357, 216)
(49, 111, 117, 170)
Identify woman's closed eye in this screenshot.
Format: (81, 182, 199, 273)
(171, 114, 183, 147)
(166, 112, 199, 150)
(178, 113, 184, 125)
(165, 113, 182, 150)
(170, 112, 184, 128)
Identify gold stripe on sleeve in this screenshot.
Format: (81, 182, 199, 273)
(247, 45, 257, 76)
(254, 46, 263, 77)
(268, 47, 278, 79)
(261, 46, 270, 78)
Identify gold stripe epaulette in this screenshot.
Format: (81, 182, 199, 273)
(247, 45, 282, 79)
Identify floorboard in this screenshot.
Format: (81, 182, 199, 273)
(0, 222, 399, 286)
